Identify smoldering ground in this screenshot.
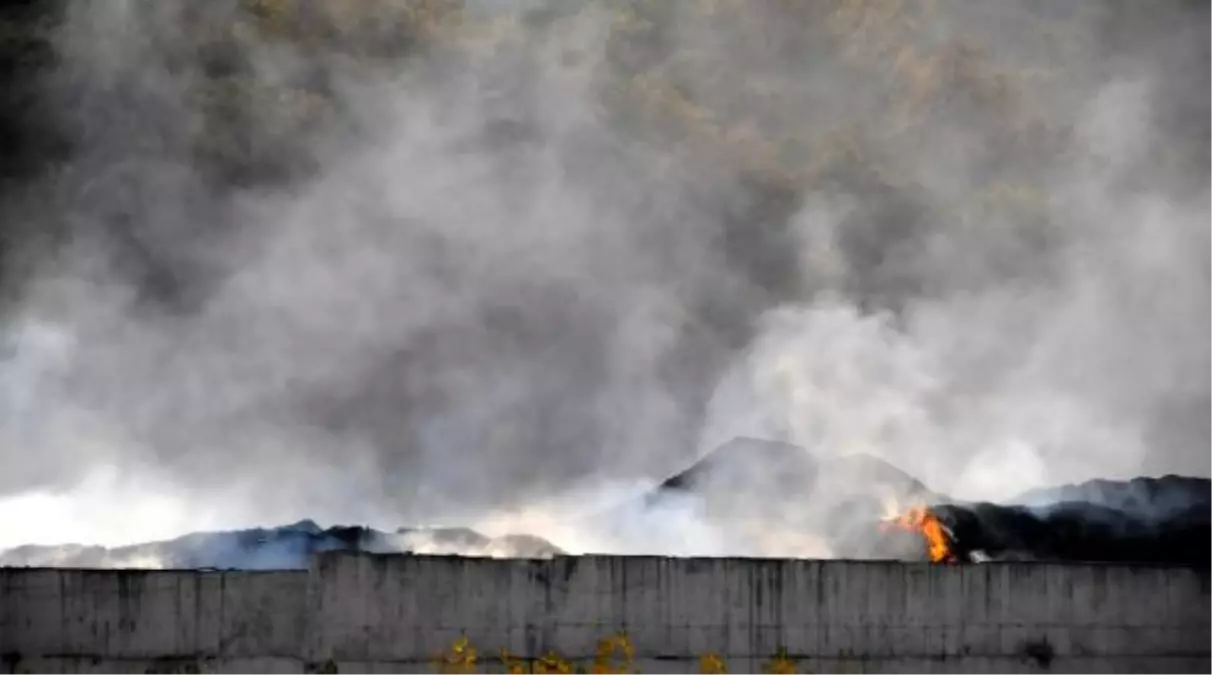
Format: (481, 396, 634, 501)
(0, 0, 1207, 555)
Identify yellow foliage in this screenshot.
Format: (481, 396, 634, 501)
(590, 633, 636, 673)
(434, 635, 478, 674)
(399, 631, 823, 674)
(533, 651, 574, 674)
(763, 648, 798, 674)
(699, 652, 728, 674)
(500, 648, 529, 675)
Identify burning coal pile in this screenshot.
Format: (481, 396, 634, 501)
(928, 476, 1212, 565)
(0, 436, 1207, 570)
(627, 437, 1212, 566)
(0, 1, 1207, 575)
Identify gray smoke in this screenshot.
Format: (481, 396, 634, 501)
(0, 0, 1206, 555)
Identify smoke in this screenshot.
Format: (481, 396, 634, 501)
(0, 0, 1207, 554)
(693, 3, 1211, 504)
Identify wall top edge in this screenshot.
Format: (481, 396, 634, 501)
(307, 552, 1210, 572)
(3, 554, 1207, 574)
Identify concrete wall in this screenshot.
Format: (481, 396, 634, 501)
(2, 555, 1208, 673)
(0, 568, 307, 673)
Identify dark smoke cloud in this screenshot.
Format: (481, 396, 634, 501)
(0, 0, 1206, 551)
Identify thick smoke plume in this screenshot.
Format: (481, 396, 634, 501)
(0, 0, 1207, 557)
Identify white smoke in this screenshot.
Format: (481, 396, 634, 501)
(701, 73, 1209, 504)
(0, 0, 1206, 558)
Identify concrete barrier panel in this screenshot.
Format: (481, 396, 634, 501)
(304, 554, 1209, 673)
(1, 568, 307, 673)
(2, 555, 1207, 673)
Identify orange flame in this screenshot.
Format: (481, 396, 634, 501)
(880, 506, 956, 563)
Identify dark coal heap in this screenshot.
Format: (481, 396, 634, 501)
(934, 475, 1211, 566)
(4, 436, 1206, 568)
(645, 437, 1211, 565)
(0, 520, 565, 569)
(0, 520, 400, 570)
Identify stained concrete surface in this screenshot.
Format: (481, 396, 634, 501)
(2, 554, 1207, 673)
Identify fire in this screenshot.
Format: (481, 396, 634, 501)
(880, 506, 956, 563)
